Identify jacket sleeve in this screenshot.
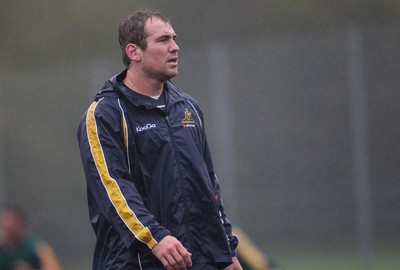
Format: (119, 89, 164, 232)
(77, 98, 170, 250)
(208, 161, 239, 257)
(199, 108, 239, 257)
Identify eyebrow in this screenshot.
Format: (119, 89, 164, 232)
(156, 33, 177, 41)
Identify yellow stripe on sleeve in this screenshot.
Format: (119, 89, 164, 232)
(86, 99, 158, 249)
(122, 111, 128, 148)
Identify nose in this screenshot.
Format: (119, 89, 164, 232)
(170, 39, 180, 52)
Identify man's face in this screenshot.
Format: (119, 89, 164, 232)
(0, 211, 25, 245)
(138, 17, 180, 82)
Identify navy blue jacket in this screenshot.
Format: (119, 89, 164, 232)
(77, 70, 238, 269)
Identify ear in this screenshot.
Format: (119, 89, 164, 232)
(125, 43, 141, 62)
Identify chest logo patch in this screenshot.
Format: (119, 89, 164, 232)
(181, 108, 196, 127)
(136, 123, 156, 133)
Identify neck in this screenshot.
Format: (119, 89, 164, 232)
(124, 68, 164, 97)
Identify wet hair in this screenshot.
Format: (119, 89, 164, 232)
(118, 9, 171, 67)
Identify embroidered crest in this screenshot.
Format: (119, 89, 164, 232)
(181, 108, 195, 127)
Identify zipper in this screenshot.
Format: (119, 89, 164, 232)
(137, 252, 143, 270)
(164, 115, 194, 253)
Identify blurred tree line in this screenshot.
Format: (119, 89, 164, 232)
(1, 0, 400, 70)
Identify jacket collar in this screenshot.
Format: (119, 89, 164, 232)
(99, 69, 185, 108)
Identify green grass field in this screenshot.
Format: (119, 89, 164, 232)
(61, 248, 400, 270)
(274, 249, 400, 270)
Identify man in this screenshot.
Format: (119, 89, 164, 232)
(77, 10, 242, 270)
(0, 207, 61, 270)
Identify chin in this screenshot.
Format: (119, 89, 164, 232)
(165, 71, 178, 81)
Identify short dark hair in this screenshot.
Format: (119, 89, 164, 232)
(118, 10, 171, 67)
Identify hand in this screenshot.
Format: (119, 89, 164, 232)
(152, 235, 192, 270)
(223, 257, 243, 270)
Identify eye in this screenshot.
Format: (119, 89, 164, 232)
(157, 35, 170, 43)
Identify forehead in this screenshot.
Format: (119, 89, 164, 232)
(1, 211, 22, 225)
(144, 17, 175, 37)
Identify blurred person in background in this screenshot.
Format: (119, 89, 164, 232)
(77, 9, 242, 270)
(0, 207, 61, 270)
(233, 227, 280, 270)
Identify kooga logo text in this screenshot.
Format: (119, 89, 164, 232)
(136, 123, 156, 133)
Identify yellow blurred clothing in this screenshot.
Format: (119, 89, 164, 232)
(233, 227, 271, 270)
(36, 241, 61, 270)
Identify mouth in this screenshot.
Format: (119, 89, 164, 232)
(168, 57, 178, 65)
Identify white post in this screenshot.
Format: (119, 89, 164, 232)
(209, 42, 238, 220)
(0, 80, 5, 208)
(347, 24, 374, 270)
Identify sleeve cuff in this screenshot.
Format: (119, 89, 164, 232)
(229, 234, 239, 256)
